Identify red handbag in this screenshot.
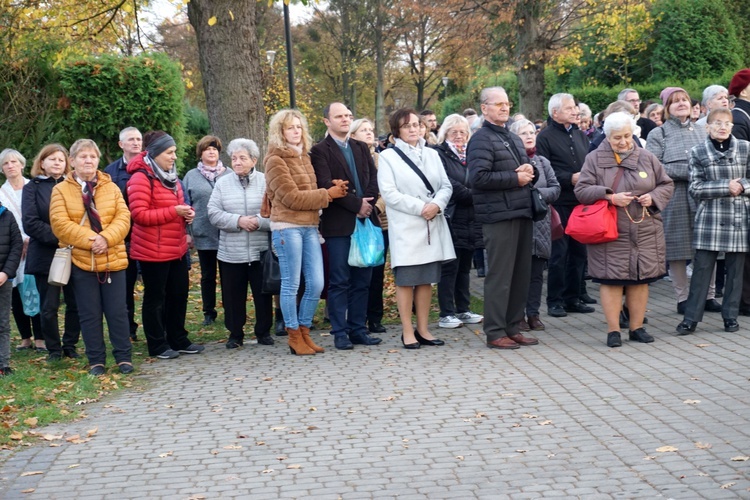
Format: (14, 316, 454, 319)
(565, 167, 625, 244)
(564, 200, 619, 244)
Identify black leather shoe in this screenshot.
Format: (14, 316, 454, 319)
(368, 322, 386, 333)
(256, 334, 274, 345)
(225, 339, 243, 349)
(63, 349, 80, 359)
(89, 365, 106, 376)
(477, 267, 485, 278)
(677, 301, 686, 315)
(415, 331, 445, 346)
(715, 290, 724, 298)
(401, 334, 421, 350)
(704, 299, 722, 312)
(724, 319, 740, 332)
(564, 301, 595, 314)
(607, 331, 622, 348)
(334, 335, 354, 350)
(202, 314, 215, 326)
(628, 327, 654, 343)
(580, 293, 597, 304)
(676, 320, 697, 335)
(349, 332, 382, 345)
(548, 305, 567, 317)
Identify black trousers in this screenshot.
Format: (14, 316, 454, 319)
(367, 230, 389, 324)
(139, 257, 191, 356)
(197, 249, 220, 317)
(437, 247, 473, 317)
(70, 267, 131, 366)
(12, 286, 41, 340)
(34, 273, 80, 355)
(685, 250, 744, 322)
(219, 260, 273, 342)
(483, 218, 533, 341)
(526, 256, 547, 317)
(547, 205, 588, 307)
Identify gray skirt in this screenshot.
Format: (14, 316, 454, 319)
(393, 261, 442, 286)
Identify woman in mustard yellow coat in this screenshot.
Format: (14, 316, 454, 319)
(50, 139, 132, 375)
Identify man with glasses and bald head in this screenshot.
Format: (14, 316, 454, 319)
(466, 86, 539, 350)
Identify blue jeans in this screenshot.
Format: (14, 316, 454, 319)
(326, 236, 373, 338)
(273, 227, 324, 330)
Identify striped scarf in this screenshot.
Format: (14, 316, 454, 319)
(81, 179, 102, 233)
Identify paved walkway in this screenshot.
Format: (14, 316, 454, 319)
(1, 276, 750, 499)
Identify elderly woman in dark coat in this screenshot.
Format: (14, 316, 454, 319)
(434, 114, 484, 329)
(509, 119, 561, 332)
(646, 87, 715, 315)
(676, 109, 750, 336)
(576, 112, 674, 348)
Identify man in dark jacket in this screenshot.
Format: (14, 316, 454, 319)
(467, 86, 539, 350)
(105, 126, 142, 341)
(311, 102, 381, 350)
(0, 202, 23, 375)
(537, 93, 595, 318)
(619, 88, 657, 140)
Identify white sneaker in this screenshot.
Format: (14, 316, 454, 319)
(438, 315, 463, 328)
(456, 311, 484, 324)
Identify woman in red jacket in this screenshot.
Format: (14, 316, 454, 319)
(126, 131, 203, 359)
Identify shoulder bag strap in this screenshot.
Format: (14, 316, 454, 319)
(611, 166, 626, 192)
(392, 147, 435, 197)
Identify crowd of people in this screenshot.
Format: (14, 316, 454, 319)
(2, 68, 750, 376)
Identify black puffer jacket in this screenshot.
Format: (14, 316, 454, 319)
(433, 142, 476, 250)
(0, 203, 22, 280)
(732, 99, 750, 142)
(467, 121, 534, 224)
(22, 176, 65, 275)
(536, 118, 590, 206)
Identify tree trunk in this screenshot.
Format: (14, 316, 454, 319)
(187, 0, 266, 156)
(373, 0, 387, 134)
(514, 0, 545, 120)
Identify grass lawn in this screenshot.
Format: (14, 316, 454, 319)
(1, 256, 484, 449)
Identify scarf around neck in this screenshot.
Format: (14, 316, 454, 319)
(198, 160, 226, 183)
(74, 173, 102, 233)
(145, 154, 178, 192)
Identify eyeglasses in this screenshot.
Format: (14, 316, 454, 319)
(400, 122, 420, 129)
(626, 99, 641, 105)
(484, 101, 513, 108)
(709, 121, 733, 128)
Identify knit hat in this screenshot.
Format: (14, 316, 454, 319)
(145, 133, 176, 159)
(660, 87, 686, 104)
(728, 69, 750, 98)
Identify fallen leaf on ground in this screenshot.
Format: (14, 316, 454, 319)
(644, 456, 656, 460)
(522, 414, 538, 419)
(23, 418, 38, 428)
(656, 446, 678, 452)
(309, 407, 316, 412)
(683, 400, 700, 405)
(276, 456, 287, 461)
(540, 420, 553, 425)
(721, 482, 736, 489)
(319, 332, 331, 336)
(262, 377, 273, 381)
(261, 468, 273, 474)
(307, 426, 318, 430)
(516, 449, 528, 453)
(731, 456, 750, 461)
(502, 393, 514, 397)
(20, 471, 43, 476)
(387, 349, 398, 353)
(158, 451, 173, 458)
(287, 464, 301, 469)
(455, 455, 464, 460)
(187, 495, 206, 500)
(86, 427, 98, 437)
(475, 413, 487, 418)
(256, 441, 265, 446)
(21, 488, 35, 493)
(696, 344, 711, 348)
(223, 445, 242, 450)
(270, 427, 286, 431)
(10, 432, 23, 440)
(381, 396, 395, 401)
(695, 442, 712, 449)
(67, 464, 80, 469)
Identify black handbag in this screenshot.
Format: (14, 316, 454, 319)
(530, 186, 548, 222)
(261, 233, 281, 295)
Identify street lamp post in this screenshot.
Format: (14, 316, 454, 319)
(395, 97, 402, 109)
(442, 76, 450, 101)
(283, 3, 296, 108)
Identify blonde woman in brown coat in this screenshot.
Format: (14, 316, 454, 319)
(264, 109, 348, 355)
(50, 139, 132, 375)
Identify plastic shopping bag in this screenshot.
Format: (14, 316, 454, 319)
(348, 218, 385, 268)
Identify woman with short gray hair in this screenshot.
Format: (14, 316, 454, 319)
(576, 112, 674, 347)
(695, 85, 729, 126)
(208, 138, 273, 349)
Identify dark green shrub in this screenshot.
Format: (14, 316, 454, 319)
(59, 53, 186, 168)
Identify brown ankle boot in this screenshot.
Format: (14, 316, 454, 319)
(299, 325, 324, 353)
(287, 327, 315, 355)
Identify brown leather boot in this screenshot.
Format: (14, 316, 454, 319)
(299, 325, 324, 353)
(287, 328, 315, 355)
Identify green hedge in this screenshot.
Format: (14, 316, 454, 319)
(59, 53, 186, 169)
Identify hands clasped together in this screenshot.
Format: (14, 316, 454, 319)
(609, 192, 653, 208)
